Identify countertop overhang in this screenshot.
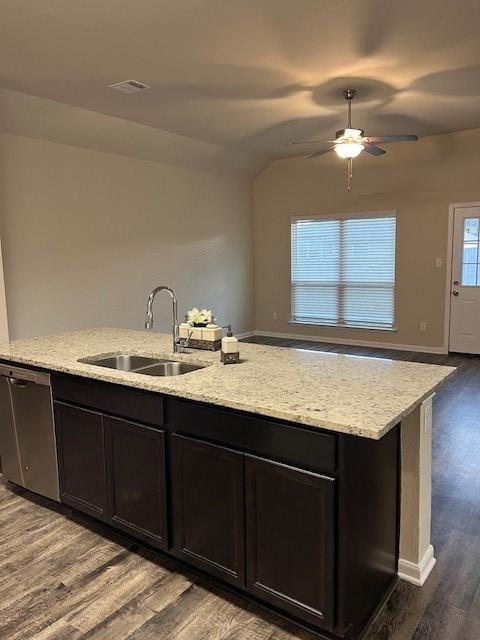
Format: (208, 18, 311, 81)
(0, 328, 455, 439)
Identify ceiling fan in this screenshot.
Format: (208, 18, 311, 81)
(288, 89, 418, 190)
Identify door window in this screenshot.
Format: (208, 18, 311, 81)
(462, 218, 480, 286)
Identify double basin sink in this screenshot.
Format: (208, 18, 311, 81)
(78, 354, 205, 377)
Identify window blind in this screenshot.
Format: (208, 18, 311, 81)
(291, 214, 396, 330)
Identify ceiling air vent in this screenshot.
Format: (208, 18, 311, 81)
(109, 79, 151, 94)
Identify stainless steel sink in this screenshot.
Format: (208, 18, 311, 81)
(79, 354, 162, 371)
(138, 362, 204, 376)
(78, 353, 205, 376)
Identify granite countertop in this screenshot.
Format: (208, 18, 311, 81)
(0, 328, 455, 439)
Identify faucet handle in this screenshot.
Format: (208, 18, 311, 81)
(145, 311, 154, 330)
(175, 328, 193, 351)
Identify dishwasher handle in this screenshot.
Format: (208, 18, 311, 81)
(0, 364, 50, 386)
(8, 377, 29, 388)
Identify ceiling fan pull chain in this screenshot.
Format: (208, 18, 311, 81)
(347, 158, 353, 191)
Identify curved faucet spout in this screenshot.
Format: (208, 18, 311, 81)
(144, 286, 179, 353)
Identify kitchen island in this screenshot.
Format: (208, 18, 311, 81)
(0, 328, 455, 640)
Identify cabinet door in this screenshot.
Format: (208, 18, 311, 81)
(171, 434, 245, 587)
(54, 403, 108, 520)
(105, 417, 167, 550)
(245, 456, 335, 630)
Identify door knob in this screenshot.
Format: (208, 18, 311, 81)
(452, 290, 459, 296)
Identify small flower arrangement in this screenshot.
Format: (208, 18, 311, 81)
(187, 307, 213, 327)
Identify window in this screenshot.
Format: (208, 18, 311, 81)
(291, 213, 396, 330)
(461, 217, 480, 286)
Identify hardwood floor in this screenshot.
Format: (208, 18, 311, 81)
(0, 336, 479, 639)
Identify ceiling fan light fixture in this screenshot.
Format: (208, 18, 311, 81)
(334, 142, 364, 159)
(289, 88, 418, 190)
(342, 128, 363, 138)
(334, 127, 365, 158)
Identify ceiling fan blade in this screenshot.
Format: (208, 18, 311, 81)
(308, 146, 335, 158)
(365, 134, 418, 144)
(285, 139, 329, 146)
(363, 143, 386, 156)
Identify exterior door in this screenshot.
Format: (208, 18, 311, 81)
(449, 205, 480, 353)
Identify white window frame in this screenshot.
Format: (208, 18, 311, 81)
(290, 210, 397, 332)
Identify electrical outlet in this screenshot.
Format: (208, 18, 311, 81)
(272, 311, 278, 320)
(420, 322, 427, 331)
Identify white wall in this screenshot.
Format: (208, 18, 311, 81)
(254, 128, 480, 350)
(0, 236, 9, 341)
(0, 133, 254, 339)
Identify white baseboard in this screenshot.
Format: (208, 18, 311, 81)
(236, 330, 255, 340)
(398, 544, 436, 586)
(253, 330, 446, 355)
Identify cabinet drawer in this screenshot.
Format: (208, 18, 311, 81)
(52, 375, 164, 427)
(168, 399, 336, 474)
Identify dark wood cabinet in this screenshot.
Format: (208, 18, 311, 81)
(51, 375, 399, 640)
(245, 455, 336, 630)
(54, 402, 108, 520)
(54, 399, 168, 548)
(105, 416, 167, 550)
(171, 434, 245, 587)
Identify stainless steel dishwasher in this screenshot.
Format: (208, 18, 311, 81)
(0, 363, 60, 501)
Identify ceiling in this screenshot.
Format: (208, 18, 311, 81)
(1, 0, 480, 160)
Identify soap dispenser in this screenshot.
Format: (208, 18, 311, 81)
(178, 315, 191, 339)
(221, 325, 240, 364)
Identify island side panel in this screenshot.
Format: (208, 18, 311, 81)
(336, 425, 400, 638)
(398, 395, 435, 586)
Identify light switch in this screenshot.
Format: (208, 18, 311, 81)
(436, 258, 442, 267)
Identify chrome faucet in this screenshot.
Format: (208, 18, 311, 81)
(144, 286, 190, 353)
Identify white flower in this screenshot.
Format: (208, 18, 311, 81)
(187, 307, 213, 325)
